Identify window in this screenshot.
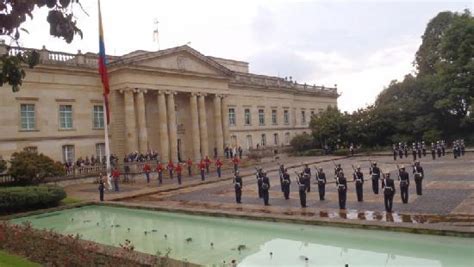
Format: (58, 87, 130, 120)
(93, 105, 104, 129)
(20, 104, 36, 130)
(271, 109, 277, 125)
(285, 132, 290, 145)
(258, 109, 265, 126)
(96, 143, 105, 159)
(228, 108, 236, 126)
(24, 146, 37, 153)
(59, 105, 73, 129)
(246, 135, 253, 150)
(261, 134, 266, 146)
(311, 110, 315, 117)
(284, 110, 289, 125)
(62, 145, 75, 163)
(273, 133, 279, 146)
(244, 109, 251, 125)
(301, 110, 306, 125)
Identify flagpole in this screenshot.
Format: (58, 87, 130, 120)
(103, 97, 112, 190)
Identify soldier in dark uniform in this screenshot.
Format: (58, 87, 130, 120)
(98, 178, 105, 201)
(413, 161, 424, 195)
(303, 164, 311, 192)
(336, 171, 347, 209)
(297, 173, 307, 208)
(412, 143, 417, 161)
(369, 162, 381, 194)
(460, 140, 465, 156)
(417, 142, 422, 158)
(261, 171, 270, 206)
(436, 141, 442, 158)
(393, 144, 397, 160)
(316, 167, 326, 200)
(398, 143, 404, 159)
(334, 163, 343, 177)
(353, 166, 364, 202)
(281, 169, 291, 199)
(382, 173, 395, 213)
(256, 167, 263, 198)
(441, 140, 446, 156)
(422, 141, 427, 157)
(453, 141, 459, 159)
(233, 170, 243, 204)
(431, 142, 436, 160)
(404, 143, 408, 158)
(398, 165, 409, 204)
(278, 164, 285, 192)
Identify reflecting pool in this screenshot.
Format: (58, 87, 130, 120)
(11, 205, 474, 266)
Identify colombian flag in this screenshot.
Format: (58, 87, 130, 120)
(98, 0, 110, 124)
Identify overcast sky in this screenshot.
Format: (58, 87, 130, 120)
(3, 0, 471, 112)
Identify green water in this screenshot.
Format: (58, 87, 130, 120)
(11, 205, 474, 266)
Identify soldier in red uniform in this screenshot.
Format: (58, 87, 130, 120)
(167, 160, 174, 179)
(198, 160, 206, 181)
(215, 158, 223, 178)
(143, 163, 151, 183)
(175, 163, 183, 185)
(156, 161, 164, 185)
(204, 156, 211, 174)
(186, 158, 193, 176)
(232, 156, 240, 172)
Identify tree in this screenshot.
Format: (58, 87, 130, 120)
(310, 106, 349, 149)
(0, 156, 6, 173)
(290, 133, 314, 152)
(8, 151, 65, 185)
(0, 0, 83, 92)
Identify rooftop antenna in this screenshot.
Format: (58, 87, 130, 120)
(153, 18, 160, 50)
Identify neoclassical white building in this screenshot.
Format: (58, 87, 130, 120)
(0, 42, 338, 162)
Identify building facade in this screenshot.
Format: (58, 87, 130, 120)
(0, 43, 338, 163)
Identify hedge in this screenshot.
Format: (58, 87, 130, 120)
(0, 186, 66, 213)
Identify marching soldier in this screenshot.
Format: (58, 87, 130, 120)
(297, 173, 307, 208)
(398, 143, 404, 159)
(412, 143, 417, 161)
(232, 156, 240, 172)
(393, 144, 397, 160)
(198, 160, 206, 181)
(417, 142, 422, 159)
(186, 158, 193, 176)
(278, 164, 285, 192)
(441, 140, 446, 156)
(156, 161, 164, 185)
(352, 165, 364, 202)
(143, 162, 151, 183)
(204, 156, 211, 174)
(303, 164, 311, 192)
(436, 141, 442, 158)
(176, 163, 183, 185)
(167, 160, 174, 179)
(369, 161, 381, 194)
(256, 167, 264, 198)
(316, 167, 327, 200)
(404, 143, 408, 158)
(413, 161, 424, 195)
(215, 158, 223, 178)
(336, 171, 347, 209)
(461, 140, 465, 156)
(261, 171, 270, 206)
(233, 170, 243, 204)
(422, 141, 427, 157)
(334, 163, 343, 178)
(281, 168, 291, 199)
(382, 172, 395, 213)
(98, 177, 105, 201)
(398, 165, 409, 204)
(431, 143, 436, 160)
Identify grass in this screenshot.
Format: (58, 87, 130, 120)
(60, 196, 82, 205)
(0, 250, 40, 267)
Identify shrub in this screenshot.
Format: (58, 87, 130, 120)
(290, 134, 315, 152)
(0, 185, 66, 213)
(0, 156, 6, 173)
(292, 149, 324, 157)
(333, 149, 350, 156)
(8, 151, 65, 185)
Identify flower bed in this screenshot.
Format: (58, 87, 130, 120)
(0, 221, 195, 267)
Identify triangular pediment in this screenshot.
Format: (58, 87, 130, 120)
(116, 46, 233, 77)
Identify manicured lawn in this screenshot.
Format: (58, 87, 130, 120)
(0, 250, 40, 267)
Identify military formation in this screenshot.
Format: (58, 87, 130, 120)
(232, 159, 427, 213)
(393, 140, 465, 161)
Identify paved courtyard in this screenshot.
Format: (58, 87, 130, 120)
(66, 153, 474, 233)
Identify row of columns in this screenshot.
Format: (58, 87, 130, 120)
(122, 89, 227, 162)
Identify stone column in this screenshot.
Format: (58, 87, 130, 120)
(167, 92, 178, 163)
(198, 94, 209, 158)
(136, 89, 148, 153)
(214, 95, 224, 157)
(190, 93, 201, 161)
(157, 91, 169, 162)
(221, 95, 230, 148)
(124, 90, 138, 153)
